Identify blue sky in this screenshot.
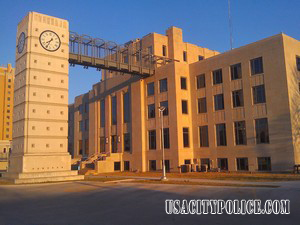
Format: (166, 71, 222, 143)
(1, 0, 300, 103)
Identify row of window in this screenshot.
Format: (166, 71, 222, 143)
(197, 84, 266, 113)
(99, 92, 131, 128)
(200, 118, 269, 147)
(196, 57, 264, 89)
(147, 118, 269, 150)
(200, 157, 271, 171)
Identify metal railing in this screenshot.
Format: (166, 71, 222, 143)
(69, 32, 176, 77)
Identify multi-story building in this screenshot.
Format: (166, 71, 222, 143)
(0, 64, 14, 155)
(68, 27, 300, 172)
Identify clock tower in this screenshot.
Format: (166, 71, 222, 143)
(4, 12, 83, 183)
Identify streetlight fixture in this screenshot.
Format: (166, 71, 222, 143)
(158, 106, 167, 181)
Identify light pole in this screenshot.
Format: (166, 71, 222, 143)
(158, 106, 167, 181)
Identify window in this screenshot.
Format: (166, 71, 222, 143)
(123, 92, 130, 123)
(111, 135, 118, 153)
(182, 100, 188, 114)
(100, 99, 105, 127)
(198, 97, 207, 113)
(181, 77, 187, 90)
(234, 121, 247, 145)
(147, 82, 154, 96)
(148, 104, 155, 118)
(160, 101, 168, 116)
(214, 94, 224, 111)
(258, 157, 271, 171)
(7, 97, 10, 101)
(253, 85, 266, 104)
(162, 45, 166, 56)
(183, 127, 189, 147)
(184, 159, 191, 164)
(78, 105, 83, 114)
(159, 78, 168, 93)
(78, 140, 82, 155)
(8, 85, 11, 89)
(124, 133, 130, 152)
(85, 139, 89, 155)
(250, 57, 264, 75)
(79, 121, 83, 131)
(236, 158, 249, 171)
(85, 119, 89, 131)
(111, 96, 117, 125)
(149, 160, 156, 171)
(216, 123, 227, 146)
(124, 161, 130, 171)
(148, 130, 156, 150)
(296, 56, 300, 71)
(255, 118, 270, 144)
(196, 74, 205, 89)
(201, 158, 210, 170)
(232, 89, 244, 107)
(213, 69, 222, 84)
(114, 162, 121, 171)
(183, 51, 187, 62)
(8, 79, 11, 82)
(100, 137, 105, 153)
(148, 46, 153, 54)
(198, 55, 204, 61)
(230, 63, 242, 80)
(199, 126, 209, 147)
(84, 103, 89, 113)
(217, 158, 228, 171)
(163, 128, 170, 149)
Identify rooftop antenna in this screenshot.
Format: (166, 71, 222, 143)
(228, 0, 233, 50)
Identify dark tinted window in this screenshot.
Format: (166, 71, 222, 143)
(253, 85, 266, 104)
(159, 78, 168, 93)
(100, 99, 105, 127)
(183, 127, 189, 147)
(250, 57, 264, 75)
(149, 130, 156, 150)
(218, 158, 228, 170)
(213, 69, 222, 84)
(148, 104, 155, 118)
(114, 162, 121, 171)
(163, 128, 170, 149)
(230, 63, 242, 80)
(216, 123, 227, 146)
(237, 158, 249, 171)
(232, 89, 244, 107)
(183, 51, 187, 62)
(124, 133, 130, 152)
(258, 157, 271, 171)
(255, 118, 269, 144)
(147, 82, 154, 96)
(199, 125, 209, 147)
(181, 77, 187, 90)
(111, 96, 117, 125)
(182, 100, 188, 114)
(123, 92, 130, 123)
(198, 97, 207, 113)
(214, 94, 224, 111)
(234, 121, 247, 145)
(196, 74, 205, 89)
(111, 135, 117, 153)
(160, 101, 168, 116)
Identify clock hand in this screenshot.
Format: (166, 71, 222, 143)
(45, 38, 53, 48)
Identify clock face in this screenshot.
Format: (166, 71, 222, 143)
(17, 32, 25, 54)
(39, 30, 61, 52)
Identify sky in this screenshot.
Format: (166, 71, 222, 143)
(1, 0, 300, 103)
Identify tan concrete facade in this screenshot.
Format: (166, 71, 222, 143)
(69, 28, 300, 173)
(4, 12, 83, 183)
(0, 64, 14, 141)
